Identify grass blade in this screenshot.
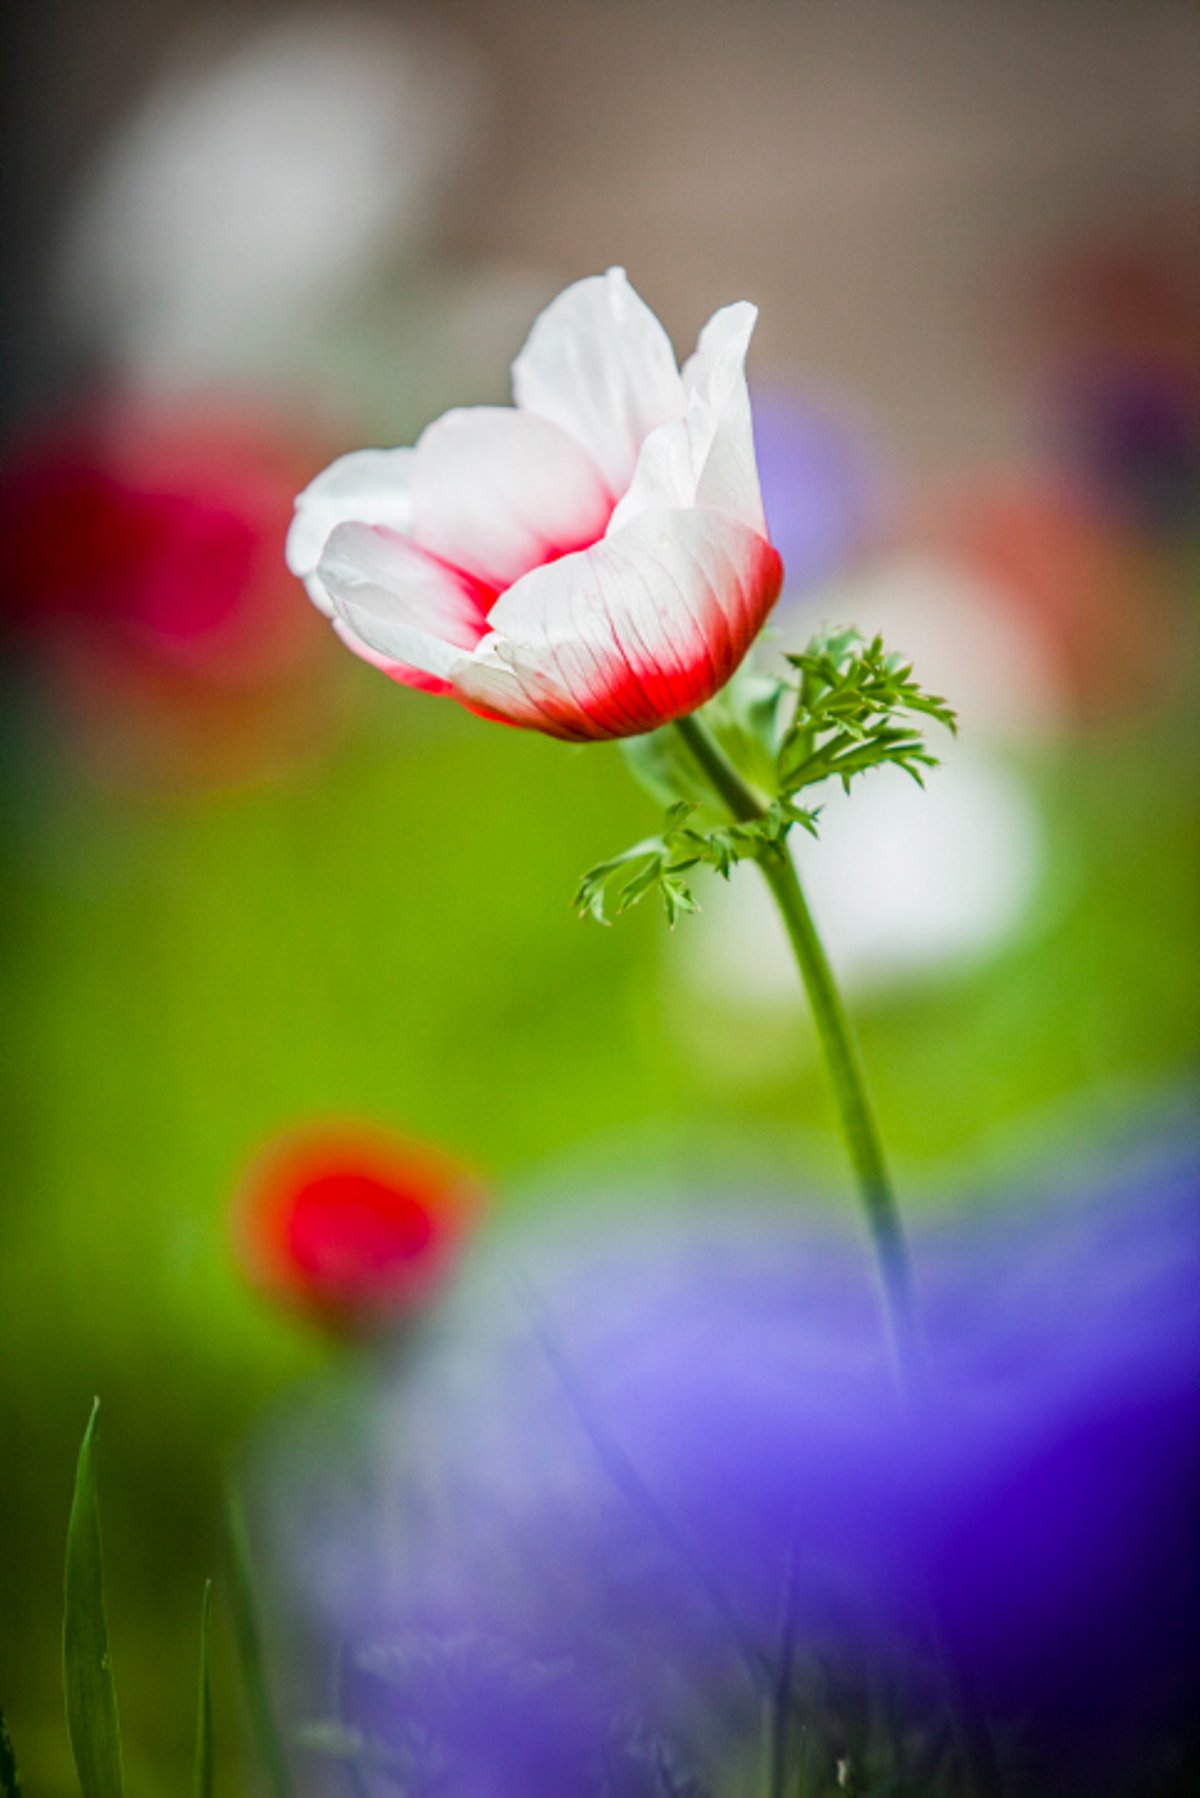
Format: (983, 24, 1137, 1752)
(63, 1399, 124, 1798)
(224, 1491, 292, 1798)
(193, 1580, 214, 1798)
(0, 1706, 21, 1797)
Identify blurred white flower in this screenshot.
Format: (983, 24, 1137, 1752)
(681, 743, 1044, 1006)
(57, 10, 488, 385)
(776, 551, 1065, 741)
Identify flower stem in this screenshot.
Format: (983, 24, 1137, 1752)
(755, 848, 921, 1370)
(674, 710, 1005, 1798)
(672, 711, 919, 1374)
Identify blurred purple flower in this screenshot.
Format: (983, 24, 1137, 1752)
(750, 387, 888, 593)
(253, 1127, 1200, 1795)
(1046, 356, 1200, 535)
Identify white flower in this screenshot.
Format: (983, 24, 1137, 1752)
(288, 269, 783, 739)
(683, 747, 1044, 1010)
(58, 13, 486, 384)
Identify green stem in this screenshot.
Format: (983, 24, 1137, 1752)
(674, 710, 1004, 1798)
(673, 712, 919, 1372)
(756, 851, 920, 1368)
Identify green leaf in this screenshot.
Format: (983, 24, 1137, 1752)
(618, 857, 671, 911)
(225, 1492, 293, 1798)
(703, 668, 793, 791)
(660, 875, 699, 927)
(63, 1399, 124, 1798)
(776, 629, 956, 804)
(193, 1581, 214, 1798)
(575, 831, 686, 924)
(618, 728, 713, 811)
(777, 799, 822, 837)
(723, 668, 798, 767)
(0, 1707, 22, 1798)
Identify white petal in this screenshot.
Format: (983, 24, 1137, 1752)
(454, 506, 782, 739)
(330, 618, 456, 696)
(318, 522, 484, 680)
(287, 448, 415, 614)
(609, 301, 766, 538)
(683, 302, 766, 533)
(445, 636, 568, 733)
(410, 406, 611, 591)
(512, 268, 686, 498)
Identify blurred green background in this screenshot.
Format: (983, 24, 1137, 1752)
(3, 668, 1195, 1789)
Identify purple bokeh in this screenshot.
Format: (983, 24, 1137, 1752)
(256, 1126, 1200, 1794)
(1045, 356, 1200, 534)
(750, 386, 888, 593)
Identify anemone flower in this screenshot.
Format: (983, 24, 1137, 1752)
(287, 268, 783, 739)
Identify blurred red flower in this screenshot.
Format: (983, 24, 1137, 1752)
(1, 399, 336, 785)
(235, 1128, 481, 1332)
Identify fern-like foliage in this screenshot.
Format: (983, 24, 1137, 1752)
(778, 628, 957, 799)
(576, 628, 957, 926)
